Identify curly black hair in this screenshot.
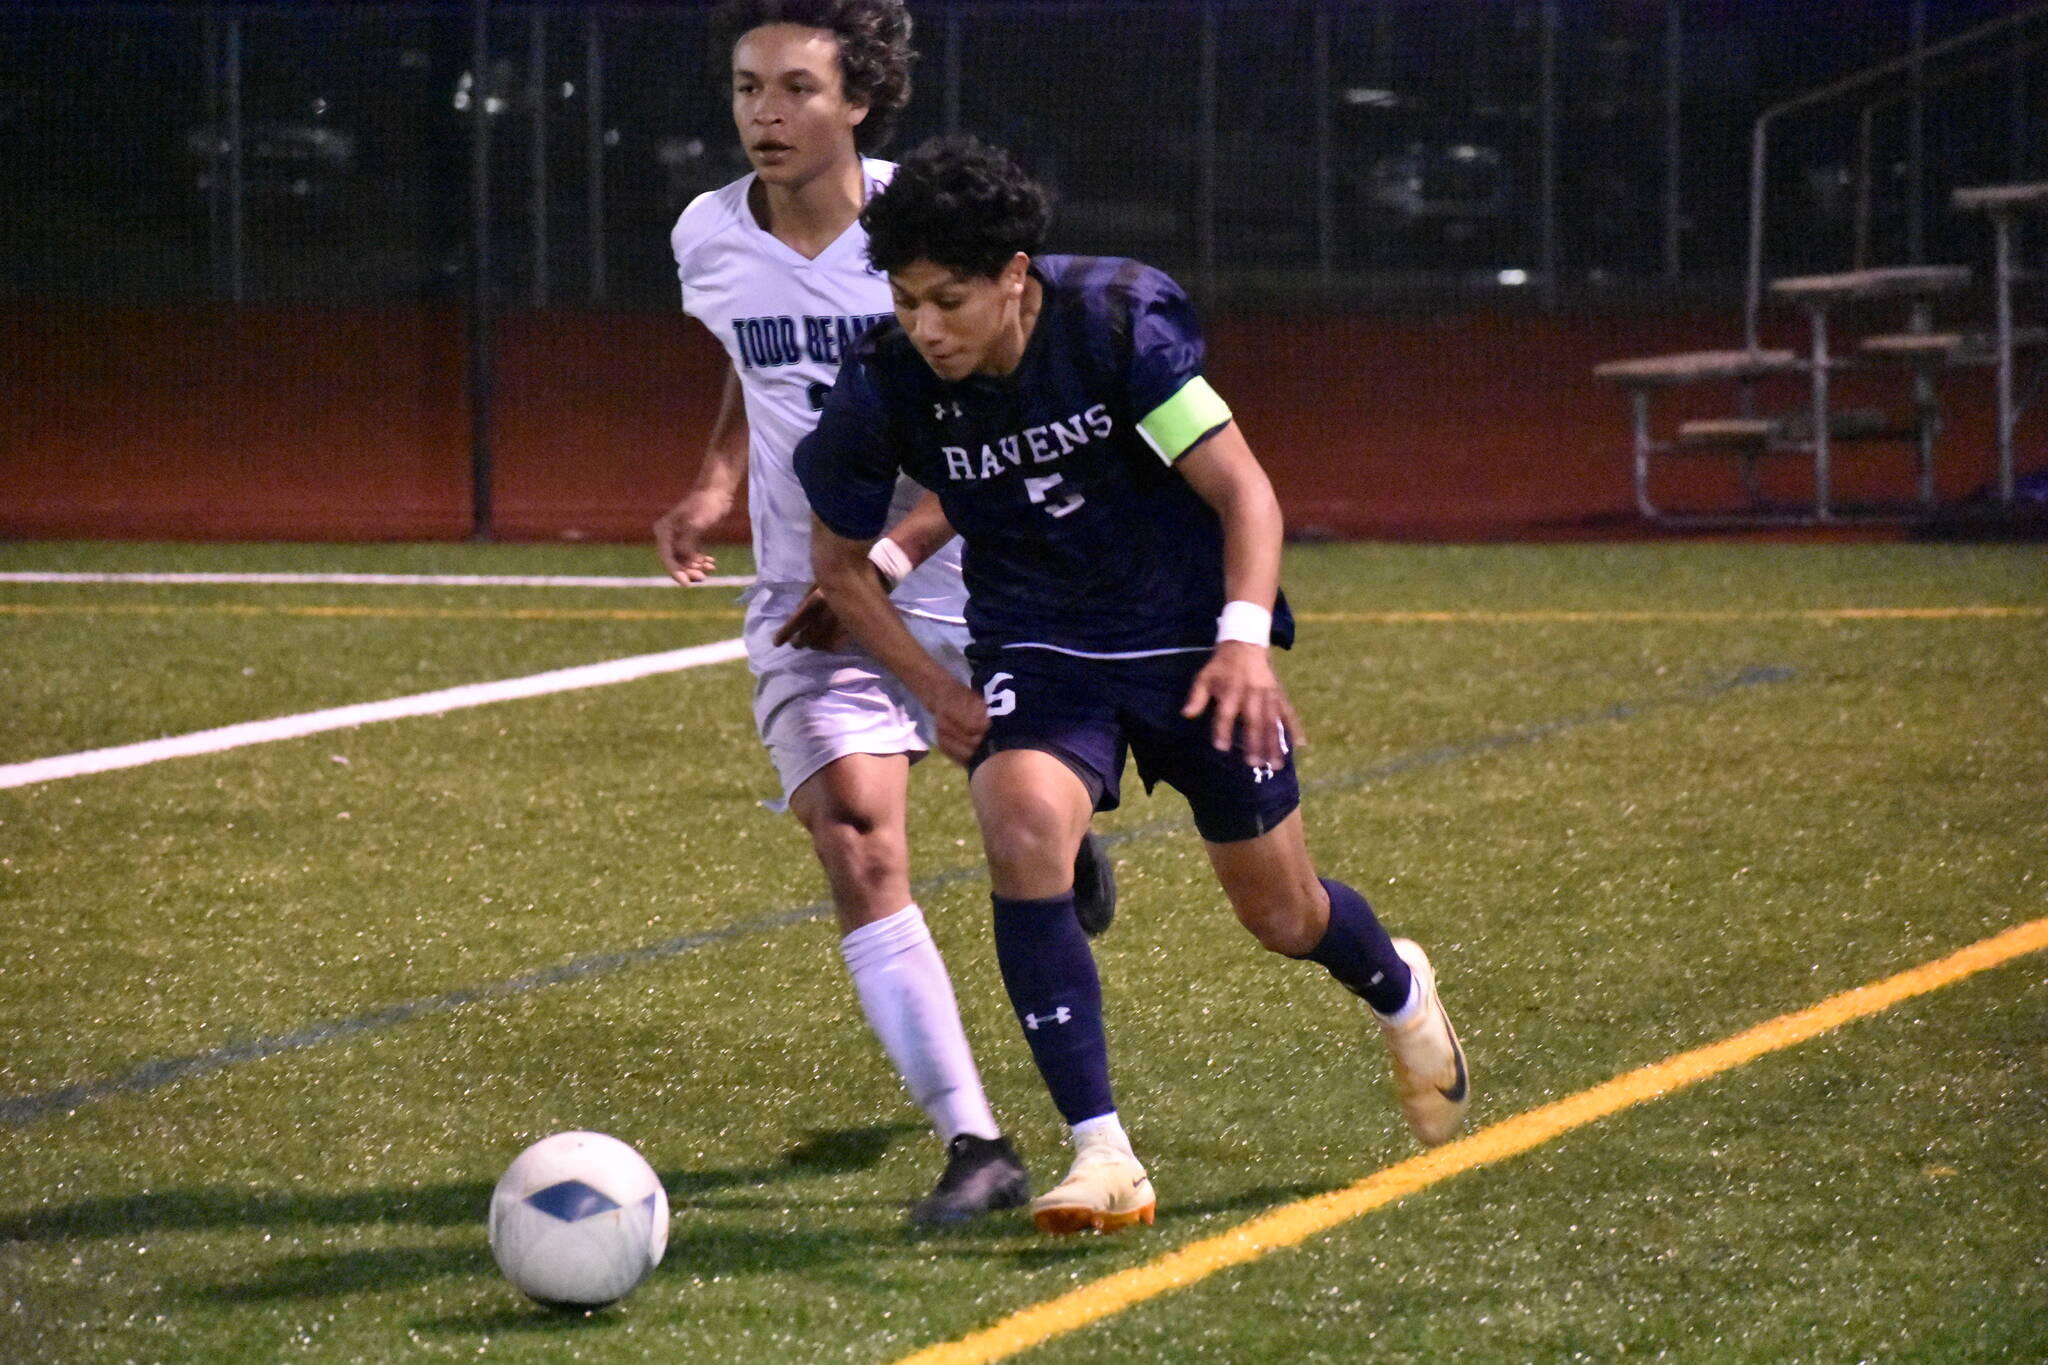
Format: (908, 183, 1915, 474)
(862, 135, 1053, 278)
(711, 0, 915, 152)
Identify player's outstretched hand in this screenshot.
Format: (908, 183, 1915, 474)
(772, 586, 850, 652)
(653, 491, 725, 585)
(929, 680, 991, 767)
(1182, 641, 1301, 770)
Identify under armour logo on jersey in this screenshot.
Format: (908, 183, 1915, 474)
(932, 399, 963, 421)
(1023, 1007, 1073, 1030)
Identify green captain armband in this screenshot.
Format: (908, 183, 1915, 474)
(1136, 375, 1232, 464)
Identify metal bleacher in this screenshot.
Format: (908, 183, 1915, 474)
(1596, 4, 2047, 526)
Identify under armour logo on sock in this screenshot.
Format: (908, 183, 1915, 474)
(1023, 1007, 1073, 1030)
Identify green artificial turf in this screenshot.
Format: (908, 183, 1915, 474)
(1, 540, 2041, 1363)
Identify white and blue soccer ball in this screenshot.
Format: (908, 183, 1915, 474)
(488, 1130, 669, 1309)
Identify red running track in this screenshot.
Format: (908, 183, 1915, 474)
(0, 304, 2018, 544)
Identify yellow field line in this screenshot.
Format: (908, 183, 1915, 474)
(895, 916, 2048, 1365)
(1, 603, 2037, 625)
(0, 603, 743, 623)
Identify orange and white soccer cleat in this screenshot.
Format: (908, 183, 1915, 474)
(1029, 1127, 1156, 1235)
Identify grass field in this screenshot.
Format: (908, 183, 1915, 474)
(1, 539, 2043, 1364)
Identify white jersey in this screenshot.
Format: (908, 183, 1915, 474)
(671, 158, 965, 621)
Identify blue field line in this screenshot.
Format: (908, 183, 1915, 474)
(0, 664, 1796, 1129)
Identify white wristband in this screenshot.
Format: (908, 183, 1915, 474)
(867, 537, 915, 590)
(1216, 599, 1273, 646)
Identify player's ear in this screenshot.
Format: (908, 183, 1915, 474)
(1001, 252, 1030, 297)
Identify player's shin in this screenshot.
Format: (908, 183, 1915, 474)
(989, 891, 1114, 1124)
(840, 904, 1001, 1143)
(1297, 877, 1413, 1015)
(1292, 880, 1471, 1147)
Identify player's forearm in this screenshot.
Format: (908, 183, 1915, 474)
(1217, 488, 1283, 615)
(879, 491, 957, 572)
(811, 518, 961, 704)
(655, 367, 750, 582)
(688, 442, 745, 499)
(688, 370, 750, 498)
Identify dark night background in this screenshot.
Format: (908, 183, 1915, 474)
(2, 1, 2037, 311)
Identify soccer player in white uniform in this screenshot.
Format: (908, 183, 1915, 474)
(654, 0, 1109, 1226)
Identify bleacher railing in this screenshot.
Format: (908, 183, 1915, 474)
(1743, 0, 2048, 351)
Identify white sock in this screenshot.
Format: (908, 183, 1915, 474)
(1373, 974, 1425, 1029)
(840, 904, 1001, 1143)
(1070, 1111, 1133, 1157)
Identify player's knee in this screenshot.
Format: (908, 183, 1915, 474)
(796, 798, 880, 844)
(978, 821, 1064, 882)
(976, 798, 1072, 883)
(798, 806, 902, 887)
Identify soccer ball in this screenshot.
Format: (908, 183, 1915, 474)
(488, 1130, 669, 1309)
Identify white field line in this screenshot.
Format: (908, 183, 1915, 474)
(0, 572, 756, 589)
(0, 638, 748, 792)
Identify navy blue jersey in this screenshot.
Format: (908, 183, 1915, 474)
(797, 254, 1294, 658)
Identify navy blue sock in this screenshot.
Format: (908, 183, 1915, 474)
(1299, 877, 1412, 1014)
(990, 891, 1114, 1125)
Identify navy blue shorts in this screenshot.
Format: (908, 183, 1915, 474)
(968, 645, 1301, 844)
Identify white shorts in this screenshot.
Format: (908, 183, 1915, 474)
(743, 589, 971, 808)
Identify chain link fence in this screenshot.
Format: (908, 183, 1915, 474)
(3, 0, 2037, 312)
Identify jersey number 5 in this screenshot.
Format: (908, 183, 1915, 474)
(1023, 473, 1085, 519)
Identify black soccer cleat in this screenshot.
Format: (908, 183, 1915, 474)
(909, 1134, 1031, 1228)
(1072, 829, 1118, 939)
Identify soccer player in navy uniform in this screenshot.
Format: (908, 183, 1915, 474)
(796, 136, 1470, 1234)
